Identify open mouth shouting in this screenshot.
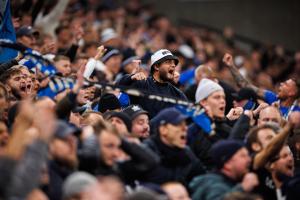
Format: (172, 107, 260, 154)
(20, 83, 27, 93)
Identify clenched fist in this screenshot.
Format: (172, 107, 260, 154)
(241, 173, 259, 192)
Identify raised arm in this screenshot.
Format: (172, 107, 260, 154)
(222, 53, 265, 98)
(253, 123, 291, 170)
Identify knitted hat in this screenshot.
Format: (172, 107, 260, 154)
(98, 93, 121, 113)
(121, 48, 139, 68)
(210, 139, 245, 169)
(103, 111, 132, 132)
(101, 46, 121, 63)
(195, 78, 224, 103)
(122, 105, 148, 120)
(63, 172, 97, 199)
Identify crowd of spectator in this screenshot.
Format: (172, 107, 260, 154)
(0, 0, 300, 200)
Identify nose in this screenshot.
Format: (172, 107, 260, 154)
(287, 153, 293, 161)
(112, 148, 120, 158)
(181, 123, 188, 132)
(20, 78, 26, 83)
(220, 97, 226, 105)
(27, 77, 32, 84)
(144, 123, 150, 130)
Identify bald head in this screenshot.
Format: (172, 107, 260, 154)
(194, 64, 217, 84)
(258, 106, 282, 126)
(162, 182, 190, 200)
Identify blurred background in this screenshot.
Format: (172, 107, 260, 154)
(139, 0, 300, 51)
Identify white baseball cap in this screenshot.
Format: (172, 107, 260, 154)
(150, 49, 179, 68)
(101, 28, 118, 43)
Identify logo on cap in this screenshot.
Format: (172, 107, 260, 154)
(131, 105, 141, 112)
(162, 50, 171, 55)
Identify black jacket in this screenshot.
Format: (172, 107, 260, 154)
(188, 118, 232, 169)
(93, 139, 159, 185)
(117, 75, 188, 118)
(142, 135, 206, 185)
(1, 140, 48, 200)
(46, 160, 74, 200)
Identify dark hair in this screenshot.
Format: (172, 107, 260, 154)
(293, 78, 300, 98)
(246, 124, 280, 152)
(82, 41, 99, 53)
(0, 83, 8, 100)
(55, 25, 69, 36)
(95, 119, 120, 137)
(53, 55, 70, 62)
(0, 68, 22, 84)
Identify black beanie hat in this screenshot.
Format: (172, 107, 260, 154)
(121, 48, 138, 68)
(103, 111, 132, 132)
(98, 93, 121, 113)
(210, 139, 245, 169)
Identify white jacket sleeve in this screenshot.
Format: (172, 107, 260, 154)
(83, 58, 106, 79)
(34, 0, 70, 36)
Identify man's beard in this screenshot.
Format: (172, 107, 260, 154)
(275, 171, 292, 182)
(159, 70, 173, 82)
(10, 87, 22, 100)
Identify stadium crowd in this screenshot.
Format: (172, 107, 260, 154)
(0, 0, 300, 199)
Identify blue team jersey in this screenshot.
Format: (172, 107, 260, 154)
(264, 90, 300, 117)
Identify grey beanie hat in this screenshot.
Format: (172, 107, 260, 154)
(63, 172, 97, 199)
(195, 78, 224, 103)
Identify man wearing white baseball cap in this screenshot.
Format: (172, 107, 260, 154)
(117, 49, 187, 118)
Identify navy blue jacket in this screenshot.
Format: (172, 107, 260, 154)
(117, 75, 188, 118)
(142, 135, 206, 185)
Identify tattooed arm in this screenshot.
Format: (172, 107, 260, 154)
(222, 53, 265, 98)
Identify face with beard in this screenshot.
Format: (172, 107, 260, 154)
(271, 145, 294, 178)
(7, 72, 27, 99)
(49, 135, 78, 169)
(277, 79, 297, 100)
(155, 59, 176, 82)
(20, 67, 36, 98)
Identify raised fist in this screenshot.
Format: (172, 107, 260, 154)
(241, 173, 259, 192)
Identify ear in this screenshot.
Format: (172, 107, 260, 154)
(154, 64, 160, 71)
(269, 162, 275, 171)
(159, 125, 167, 137)
(295, 142, 300, 151)
(200, 99, 207, 107)
(4, 85, 11, 92)
(252, 142, 262, 152)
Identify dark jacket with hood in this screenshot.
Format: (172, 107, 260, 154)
(142, 134, 206, 185)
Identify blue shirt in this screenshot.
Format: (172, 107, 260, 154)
(264, 90, 300, 117)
